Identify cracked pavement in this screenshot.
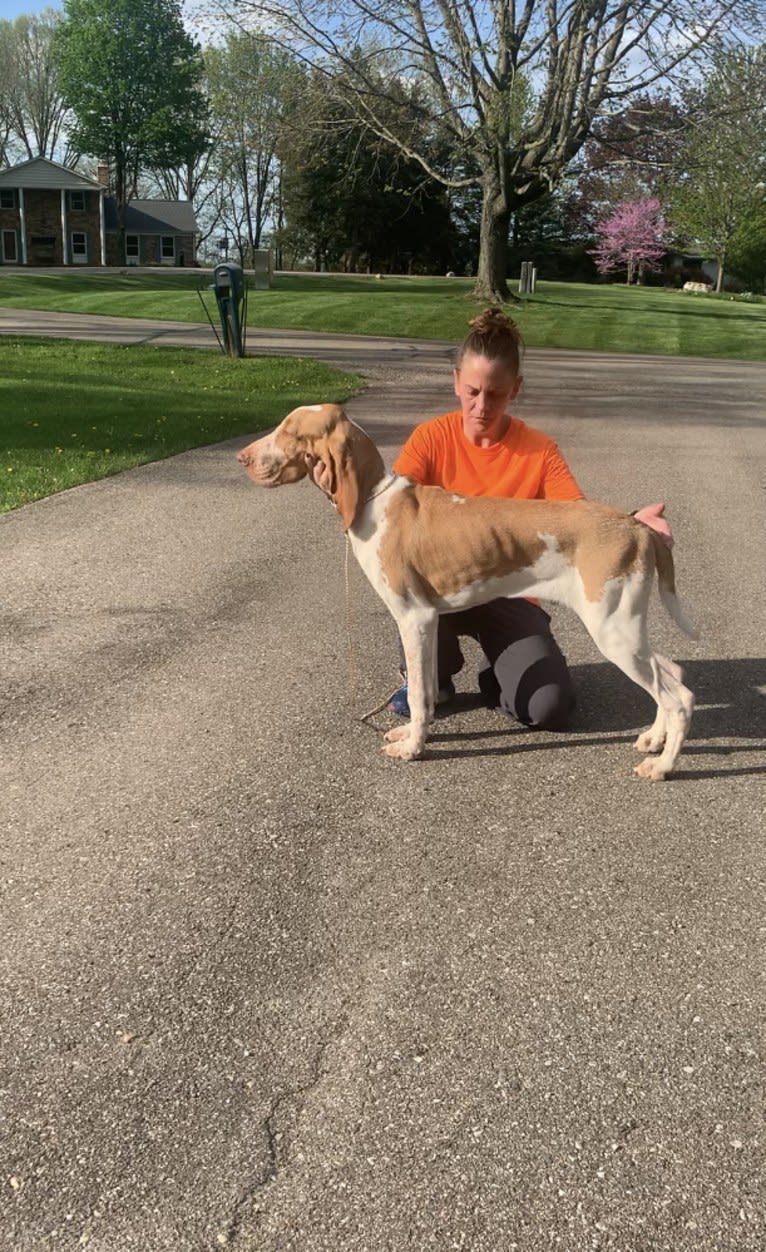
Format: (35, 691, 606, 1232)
(1, 310, 765, 1250)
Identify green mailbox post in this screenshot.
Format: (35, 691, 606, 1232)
(210, 262, 246, 357)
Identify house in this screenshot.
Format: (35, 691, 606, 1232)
(0, 155, 198, 267)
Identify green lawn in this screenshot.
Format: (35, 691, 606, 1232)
(0, 337, 361, 513)
(0, 270, 764, 360)
(1, 270, 764, 512)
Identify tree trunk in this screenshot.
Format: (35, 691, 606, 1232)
(473, 177, 515, 304)
(115, 160, 128, 269)
(715, 250, 726, 293)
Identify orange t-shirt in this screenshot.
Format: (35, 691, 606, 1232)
(392, 410, 584, 502)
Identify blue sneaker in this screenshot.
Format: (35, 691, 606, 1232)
(387, 678, 456, 717)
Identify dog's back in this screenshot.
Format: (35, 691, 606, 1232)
(379, 487, 697, 638)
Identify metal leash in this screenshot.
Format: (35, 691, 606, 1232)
(344, 535, 361, 690)
(359, 686, 402, 725)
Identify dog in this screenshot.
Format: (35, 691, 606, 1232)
(238, 404, 698, 779)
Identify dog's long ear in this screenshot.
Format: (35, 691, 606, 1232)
(320, 427, 360, 532)
(334, 457, 361, 533)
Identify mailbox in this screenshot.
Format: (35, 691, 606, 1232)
(210, 261, 246, 356)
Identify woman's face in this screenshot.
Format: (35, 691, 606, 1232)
(453, 352, 522, 446)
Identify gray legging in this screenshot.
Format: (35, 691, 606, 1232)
(401, 598, 575, 730)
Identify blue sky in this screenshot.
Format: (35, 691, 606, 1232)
(0, 0, 204, 29)
(0, 0, 61, 16)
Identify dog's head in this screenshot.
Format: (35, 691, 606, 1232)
(238, 404, 384, 531)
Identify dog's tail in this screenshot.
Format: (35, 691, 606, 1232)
(653, 534, 700, 639)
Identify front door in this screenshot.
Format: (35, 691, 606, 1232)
(1, 230, 18, 263)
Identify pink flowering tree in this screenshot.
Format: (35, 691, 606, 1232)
(590, 197, 669, 284)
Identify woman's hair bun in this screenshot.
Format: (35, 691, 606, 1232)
(458, 306, 523, 372)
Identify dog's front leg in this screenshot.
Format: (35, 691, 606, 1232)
(384, 609, 438, 760)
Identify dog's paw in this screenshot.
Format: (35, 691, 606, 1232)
(383, 722, 426, 759)
(633, 757, 668, 781)
(634, 728, 665, 753)
(383, 738, 425, 761)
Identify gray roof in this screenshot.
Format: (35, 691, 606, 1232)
(0, 155, 104, 191)
(104, 198, 198, 234)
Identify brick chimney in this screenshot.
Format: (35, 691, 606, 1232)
(96, 163, 111, 189)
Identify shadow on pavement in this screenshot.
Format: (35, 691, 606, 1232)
(403, 657, 766, 779)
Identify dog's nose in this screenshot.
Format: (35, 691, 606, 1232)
(237, 448, 251, 466)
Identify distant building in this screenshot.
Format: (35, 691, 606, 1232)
(0, 156, 198, 267)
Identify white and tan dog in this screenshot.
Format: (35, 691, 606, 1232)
(239, 404, 698, 780)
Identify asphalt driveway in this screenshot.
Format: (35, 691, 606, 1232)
(1, 309, 765, 1251)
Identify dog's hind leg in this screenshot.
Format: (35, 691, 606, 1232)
(634, 654, 686, 753)
(582, 598, 693, 780)
(633, 658, 694, 781)
(634, 701, 667, 755)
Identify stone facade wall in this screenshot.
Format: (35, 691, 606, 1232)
(23, 188, 103, 265)
(25, 188, 64, 264)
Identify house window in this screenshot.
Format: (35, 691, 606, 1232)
(125, 234, 140, 263)
(1, 229, 18, 262)
(160, 235, 175, 262)
(69, 190, 86, 211)
(71, 231, 88, 263)
(0, 190, 16, 210)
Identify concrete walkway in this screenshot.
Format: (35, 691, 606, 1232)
(1, 308, 765, 1250)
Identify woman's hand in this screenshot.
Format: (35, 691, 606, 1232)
(304, 454, 333, 495)
(633, 502, 674, 549)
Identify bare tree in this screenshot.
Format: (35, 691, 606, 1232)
(203, 32, 295, 262)
(0, 24, 15, 164)
(214, 0, 761, 300)
(0, 10, 70, 162)
(143, 143, 222, 247)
